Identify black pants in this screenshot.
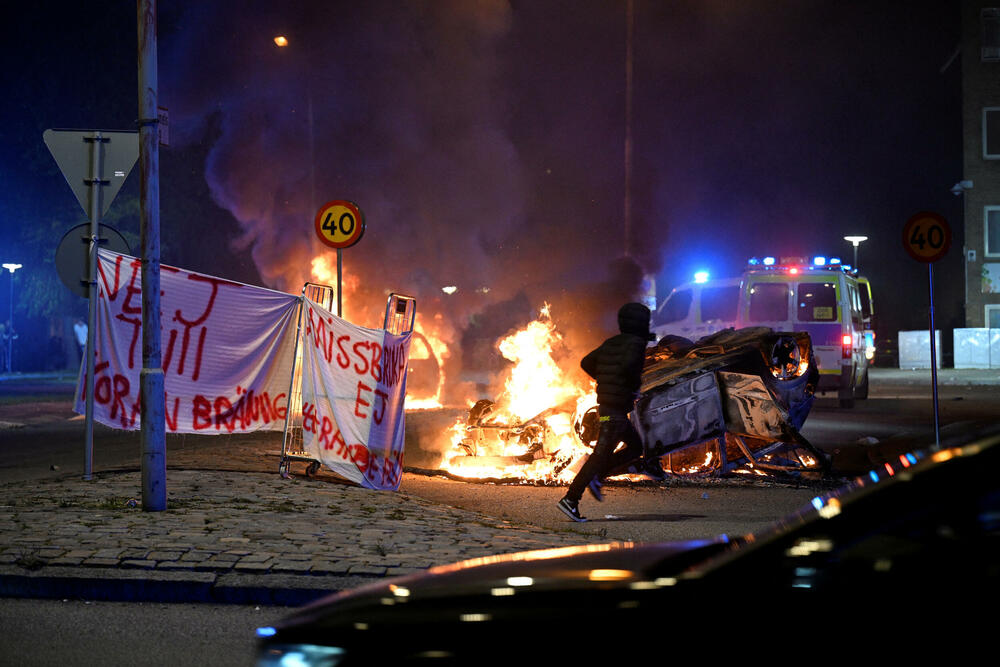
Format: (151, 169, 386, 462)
(567, 414, 643, 502)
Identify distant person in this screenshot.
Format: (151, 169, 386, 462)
(0, 322, 7, 373)
(0, 320, 14, 373)
(74, 318, 87, 361)
(557, 302, 662, 522)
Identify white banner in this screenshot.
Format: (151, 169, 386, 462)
(76, 249, 299, 433)
(299, 297, 410, 490)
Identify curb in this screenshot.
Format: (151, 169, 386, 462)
(0, 565, 379, 607)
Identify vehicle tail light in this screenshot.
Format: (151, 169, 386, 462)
(842, 334, 852, 357)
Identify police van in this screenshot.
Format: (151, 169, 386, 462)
(652, 257, 873, 407)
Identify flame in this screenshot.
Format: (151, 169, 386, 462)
(664, 450, 716, 476)
(311, 255, 335, 285)
(442, 305, 597, 482)
(497, 304, 578, 422)
(309, 254, 360, 321)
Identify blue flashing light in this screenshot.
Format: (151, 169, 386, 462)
(829, 257, 841, 265)
(813, 256, 826, 266)
(763, 256, 776, 266)
(869, 470, 880, 483)
(693, 270, 710, 284)
(811, 497, 824, 511)
(256, 626, 277, 638)
(906, 453, 917, 465)
(748, 257, 760, 266)
(842, 264, 853, 271)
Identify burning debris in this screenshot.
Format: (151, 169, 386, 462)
(440, 312, 828, 483)
(443, 305, 597, 483)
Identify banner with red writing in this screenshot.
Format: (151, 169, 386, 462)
(299, 297, 410, 491)
(75, 249, 300, 433)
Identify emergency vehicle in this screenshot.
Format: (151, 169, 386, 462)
(652, 256, 874, 408)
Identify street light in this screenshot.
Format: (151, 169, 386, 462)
(843, 236, 868, 271)
(2, 263, 22, 373)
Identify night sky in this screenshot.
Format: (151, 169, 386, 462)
(0, 1, 964, 372)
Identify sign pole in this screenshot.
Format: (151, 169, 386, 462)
(83, 131, 106, 481)
(337, 248, 343, 317)
(902, 211, 951, 451)
(928, 263, 941, 448)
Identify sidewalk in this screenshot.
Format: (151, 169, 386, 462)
(0, 466, 610, 607)
(870, 367, 1000, 386)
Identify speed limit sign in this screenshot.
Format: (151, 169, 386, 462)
(315, 200, 365, 249)
(902, 211, 951, 263)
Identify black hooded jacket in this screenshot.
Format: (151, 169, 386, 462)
(580, 303, 651, 415)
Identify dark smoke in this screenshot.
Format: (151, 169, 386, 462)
(160, 0, 662, 392)
(160, 1, 961, 372)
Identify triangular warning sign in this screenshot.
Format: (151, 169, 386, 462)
(43, 129, 139, 218)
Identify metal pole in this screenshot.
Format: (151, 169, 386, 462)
(853, 244, 859, 270)
(337, 248, 343, 317)
(7, 274, 13, 372)
(928, 263, 941, 449)
(279, 289, 309, 477)
(623, 0, 633, 258)
(138, 0, 166, 511)
(83, 131, 105, 481)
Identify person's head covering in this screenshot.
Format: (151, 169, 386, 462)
(617, 302, 653, 340)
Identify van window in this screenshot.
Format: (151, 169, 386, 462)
(654, 289, 692, 326)
(748, 283, 789, 322)
(858, 283, 872, 321)
(701, 285, 739, 322)
(846, 283, 862, 327)
(797, 282, 837, 322)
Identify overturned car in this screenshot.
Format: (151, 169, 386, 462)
(446, 326, 827, 481)
(633, 326, 827, 477)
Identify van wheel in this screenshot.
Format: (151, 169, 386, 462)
(854, 369, 869, 400)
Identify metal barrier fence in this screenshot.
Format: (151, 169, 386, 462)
(278, 290, 417, 478)
(279, 283, 335, 478)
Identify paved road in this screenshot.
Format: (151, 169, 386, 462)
(0, 368, 996, 608)
(0, 598, 282, 667)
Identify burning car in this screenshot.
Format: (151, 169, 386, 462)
(256, 427, 1000, 663)
(404, 330, 442, 403)
(443, 313, 827, 481)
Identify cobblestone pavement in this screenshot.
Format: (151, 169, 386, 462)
(0, 467, 607, 605)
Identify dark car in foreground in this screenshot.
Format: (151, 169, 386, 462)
(257, 426, 1000, 664)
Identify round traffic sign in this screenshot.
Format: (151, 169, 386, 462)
(902, 211, 951, 263)
(314, 200, 365, 249)
(55, 223, 132, 298)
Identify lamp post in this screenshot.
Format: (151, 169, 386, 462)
(844, 236, 868, 270)
(2, 263, 22, 373)
(275, 34, 332, 313)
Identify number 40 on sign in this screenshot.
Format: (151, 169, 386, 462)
(315, 200, 365, 249)
(902, 211, 951, 264)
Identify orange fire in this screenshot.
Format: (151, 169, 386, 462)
(441, 304, 598, 483)
(308, 255, 364, 321)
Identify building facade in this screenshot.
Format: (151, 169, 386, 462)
(963, 2, 1000, 327)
